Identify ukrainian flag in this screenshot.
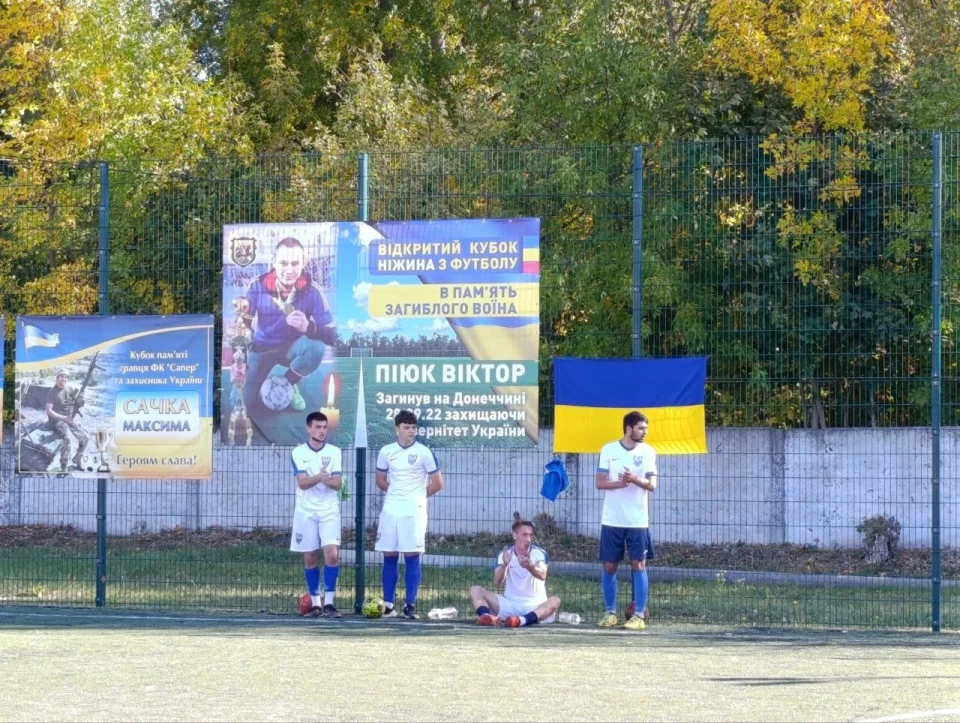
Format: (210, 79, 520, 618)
(23, 323, 60, 349)
(553, 357, 707, 455)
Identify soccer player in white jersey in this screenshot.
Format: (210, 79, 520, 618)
(375, 410, 443, 619)
(469, 519, 561, 627)
(595, 411, 658, 630)
(290, 411, 343, 618)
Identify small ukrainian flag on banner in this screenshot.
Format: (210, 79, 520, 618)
(23, 323, 60, 349)
(553, 357, 708, 455)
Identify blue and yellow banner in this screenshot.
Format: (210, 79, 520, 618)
(15, 315, 213, 479)
(553, 357, 707, 455)
(221, 220, 539, 449)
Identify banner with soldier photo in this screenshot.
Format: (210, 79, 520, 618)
(221, 219, 540, 449)
(15, 315, 214, 479)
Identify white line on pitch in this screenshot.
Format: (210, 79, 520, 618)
(857, 707, 960, 722)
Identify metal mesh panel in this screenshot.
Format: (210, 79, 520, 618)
(0, 139, 954, 630)
(643, 135, 941, 628)
(941, 132, 960, 631)
(0, 158, 101, 606)
(364, 146, 634, 618)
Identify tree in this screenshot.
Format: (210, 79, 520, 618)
(496, 0, 707, 144)
(707, 0, 895, 134)
(0, 0, 250, 316)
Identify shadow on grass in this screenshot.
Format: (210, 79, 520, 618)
(711, 675, 960, 686)
(1, 606, 959, 653)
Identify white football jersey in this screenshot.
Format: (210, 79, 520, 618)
(497, 545, 548, 604)
(376, 441, 439, 514)
(598, 440, 657, 528)
(291, 442, 343, 514)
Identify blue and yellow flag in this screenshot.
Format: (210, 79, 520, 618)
(553, 357, 707, 455)
(23, 323, 60, 349)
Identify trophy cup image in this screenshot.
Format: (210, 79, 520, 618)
(95, 428, 114, 474)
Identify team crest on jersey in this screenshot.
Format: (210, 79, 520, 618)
(634, 455, 643, 466)
(295, 533, 303, 543)
(321, 456, 331, 471)
(230, 236, 257, 267)
(407, 454, 417, 465)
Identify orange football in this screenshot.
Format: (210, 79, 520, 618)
(298, 593, 313, 615)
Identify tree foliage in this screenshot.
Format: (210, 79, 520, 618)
(3, 0, 960, 428)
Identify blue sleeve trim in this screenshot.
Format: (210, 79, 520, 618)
(596, 467, 609, 473)
(376, 467, 389, 473)
(291, 459, 303, 475)
(421, 443, 439, 472)
(330, 471, 343, 477)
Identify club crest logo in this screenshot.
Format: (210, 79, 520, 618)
(634, 455, 643, 467)
(230, 236, 257, 268)
(321, 456, 331, 471)
(408, 454, 417, 465)
(295, 533, 303, 543)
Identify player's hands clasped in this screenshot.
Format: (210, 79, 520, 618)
(286, 311, 309, 333)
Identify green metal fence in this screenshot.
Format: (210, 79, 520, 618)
(1, 134, 957, 630)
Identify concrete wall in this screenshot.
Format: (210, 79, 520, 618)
(1, 427, 957, 548)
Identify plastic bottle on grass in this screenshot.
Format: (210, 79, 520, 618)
(559, 611, 581, 625)
(427, 607, 458, 620)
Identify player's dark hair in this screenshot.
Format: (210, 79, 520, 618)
(395, 409, 418, 426)
(512, 519, 535, 534)
(306, 411, 328, 426)
(623, 410, 648, 432)
(275, 237, 304, 255)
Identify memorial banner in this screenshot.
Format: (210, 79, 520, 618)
(221, 219, 540, 448)
(15, 315, 213, 478)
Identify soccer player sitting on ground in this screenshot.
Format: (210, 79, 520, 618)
(290, 411, 343, 618)
(470, 519, 561, 628)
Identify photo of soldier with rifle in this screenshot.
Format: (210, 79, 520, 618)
(17, 353, 101, 474)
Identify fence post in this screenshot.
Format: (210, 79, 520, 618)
(354, 152, 369, 614)
(632, 146, 644, 358)
(96, 161, 109, 608)
(931, 133, 943, 633)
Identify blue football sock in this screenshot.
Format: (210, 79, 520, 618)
(523, 611, 539, 626)
(323, 565, 339, 605)
(633, 570, 649, 614)
(404, 554, 422, 606)
(304, 566, 320, 597)
(476, 605, 490, 617)
(601, 571, 618, 613)
(382, 556, 399, 606)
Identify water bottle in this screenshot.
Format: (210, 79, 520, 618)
(558, 611, 581, 625)
(427, 606, 458, 620)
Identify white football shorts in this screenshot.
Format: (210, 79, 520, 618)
(375, 507, 428, 553)
(495, 594, 555, 623)
(290, 507, 341, 552)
